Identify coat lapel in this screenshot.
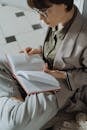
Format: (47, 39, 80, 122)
(54, 11, 83, 69)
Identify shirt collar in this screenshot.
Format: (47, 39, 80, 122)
(52, 5, 77, 40)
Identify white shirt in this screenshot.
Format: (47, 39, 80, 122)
(0, 94, 58, 130)
(0, 53, 58, 130)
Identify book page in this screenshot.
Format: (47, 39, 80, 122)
(6, 53, 61, 94)
(17, 70, 60, 87)
(16, 75, 61, 95)
(6, 53, 44, 74)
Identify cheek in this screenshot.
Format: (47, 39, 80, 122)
(47, 16, 58, 25)
(48, 13, 62, 26)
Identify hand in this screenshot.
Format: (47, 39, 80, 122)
(20, 47, 42, 55)
(11, 96, 24, 102)
(25, 47, 42, 55)
(43, 63, 66, 79)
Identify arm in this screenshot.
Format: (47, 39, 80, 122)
(20, 46, 42, 55)
(43, 63, 66, 79)
(0, 93, 58, 129)
(0, 54, 58, 129)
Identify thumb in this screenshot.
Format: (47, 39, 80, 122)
(45, 63, 48, 69)
(43, 63, 50, 72)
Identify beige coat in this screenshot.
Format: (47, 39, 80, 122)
(52, 11, 87, 108)
(41, 10, 87, 130)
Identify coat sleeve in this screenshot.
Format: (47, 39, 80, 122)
(0, 93, 58, 129)
(65, 22, 87, 91)
(65, 43, 87, 90)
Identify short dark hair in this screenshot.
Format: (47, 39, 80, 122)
(27, 0, 74, 11)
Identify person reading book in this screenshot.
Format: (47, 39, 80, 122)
(5, 53, 61, 95)
(0, 0, 87, 130)
(22, 0, 87, 129)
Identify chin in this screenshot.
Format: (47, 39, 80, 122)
(44, 21, 58, 27)
(48, 22, 59, 27)
(46, 23, 55, 27)
(48, 24, 57, 27)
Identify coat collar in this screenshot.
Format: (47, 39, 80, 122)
(54, 10, 84, 69)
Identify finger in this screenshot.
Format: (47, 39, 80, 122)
(19, 47, 32, 53)
(43, 63, 50, 72)
(28, 49, 37, 54)
(28, 49, 41, 55)
(43, 63, 48, 69)
(43, 63, 48, 70)
(25, 47, 32, 53)
(50, 70, 66, 79)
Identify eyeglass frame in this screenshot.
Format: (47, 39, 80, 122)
(33, 8, 48, 17)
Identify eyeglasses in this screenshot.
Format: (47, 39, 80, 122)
(33, 8, 48, 17)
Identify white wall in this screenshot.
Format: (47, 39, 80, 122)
(74, 0, 84, 13)
(82, 0, 87, 18)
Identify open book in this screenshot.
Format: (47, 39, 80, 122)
(6, 53, 60, 95)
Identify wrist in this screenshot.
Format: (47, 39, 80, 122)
(54, 70, 67, 79)
(63, 72, 67, 79)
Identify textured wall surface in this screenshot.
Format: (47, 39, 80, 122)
(82, 0, 87, 18)
(74, 0, 84, 13)
(0, 0, 29, 10)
